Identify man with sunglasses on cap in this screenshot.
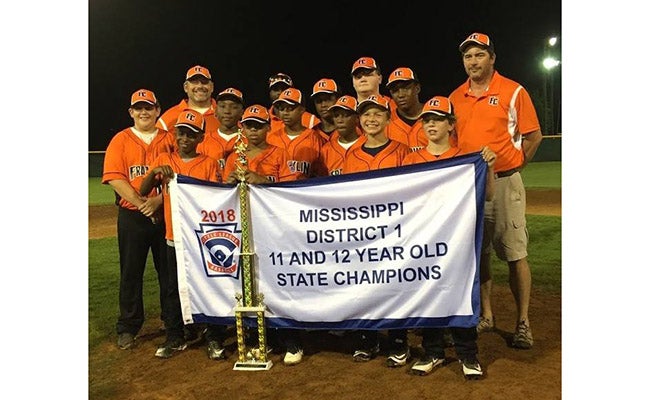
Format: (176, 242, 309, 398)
(267, 72, 319, 132)
(450, 33, 542, 349)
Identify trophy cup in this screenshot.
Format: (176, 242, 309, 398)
(232, 132, 273, 371)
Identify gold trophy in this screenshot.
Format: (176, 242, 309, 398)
(232, 131, 273, 371)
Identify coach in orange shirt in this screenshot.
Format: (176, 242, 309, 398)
(449, 33, 542, 349)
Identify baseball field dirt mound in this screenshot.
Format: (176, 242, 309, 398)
(89, 188, 561, 399)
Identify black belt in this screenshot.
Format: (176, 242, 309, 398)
(495, 168, 520, 178)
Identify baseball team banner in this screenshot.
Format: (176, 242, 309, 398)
(171, 152, 487, 329)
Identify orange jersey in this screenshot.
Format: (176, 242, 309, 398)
(197, 130, 239, 172)
(269, 106, 320, 132)
(402, 146, 463, 165)
(102, 128, 176, 210)
(266, 127, 326, 179)
(387, 108, 427, 151)
(321, 131, 364, 176)
(449, 71, 540, 172)
(342, 137, 411, 173)
(222, 145, 297, 183)
(150, 153, 220, 240)
(156, 98, 220, 136)
(312, 124, 337, 142)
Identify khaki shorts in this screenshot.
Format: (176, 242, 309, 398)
(481, 172, 528, 262)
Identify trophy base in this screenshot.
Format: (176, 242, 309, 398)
(233, 360, 273, 371)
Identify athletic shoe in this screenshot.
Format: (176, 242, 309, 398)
(386, 346, 410, 368)
(207, 340, 227, 360)
(461, 358, 483, 379)
(283, 346, 304, 366)
(410, 356, 444, 376)
(117, 333, 135, 350)
(184, 324, 207, 344)
(476, 316, 495, 333)
(154, 338, 187, 359)
(352, 343, 380, 362)
(512, 320, 534, 349)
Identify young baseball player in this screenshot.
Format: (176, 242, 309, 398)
(342, 95, 412, 368)
(197, 87, 245, 173)
(102, 89, 176, 350)
(319, 95, 362, 176)
(222, 104, 297, 184)
(386, 67, 427, 151)
(267, 88, 327, 179)
(403, 96, 496, 379)
(140, 109, 221, 359)
(310, 78, 340, 141)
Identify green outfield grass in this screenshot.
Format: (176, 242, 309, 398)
(89, 161, 561, 206)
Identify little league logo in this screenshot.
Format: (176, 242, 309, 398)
(195, 224, 241, 278)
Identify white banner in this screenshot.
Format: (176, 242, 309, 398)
(172, 153, 487, 329)
(170, 177, 242, 325)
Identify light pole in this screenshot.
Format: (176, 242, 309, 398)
(543, 37, 560, 134)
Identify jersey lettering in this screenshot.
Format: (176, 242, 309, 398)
(287, 160, 311, 175)
(488, 96, 499, 106)
(129, 165, 149, 180)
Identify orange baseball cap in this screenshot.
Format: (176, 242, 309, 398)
(241, 105, 271, 124)
(327, 95, 358, 113)
(130, 89, 157, 106)
(272, 88, 303, 106)
(186, 65, 212, 80)
(351, 57, 378, 74)
(311, 78, 339, 97)
(175, 109, 205, 133)
(268, 72, 293, 89)
(386, 67, 419, 88)
(459, 32, 494, 53)
(356, 95, 390, 114)
(420, 96, 454, 118)
(216, 87, 244, 104)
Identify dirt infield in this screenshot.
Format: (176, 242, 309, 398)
(88, 189, 561, 400)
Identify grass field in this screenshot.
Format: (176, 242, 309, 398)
(89, 161, 561, 205)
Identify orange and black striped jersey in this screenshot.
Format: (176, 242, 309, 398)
(402, 146, 463, 165)
(266, 127, 326, 179)
(342, 136, 410, 174)
(149, 153, 220, 240)
(222, 145, 298, 183)
(320, 131, 363, 176)
(102, 128, 176, 211)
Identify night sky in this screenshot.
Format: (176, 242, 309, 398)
(89, 0, 561, 150)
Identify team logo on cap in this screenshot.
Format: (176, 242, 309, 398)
(429, 98, 440, 107)
(249, 106, 260, 114)
(196, 224, 241, 278)
(183, 111, 197, 121)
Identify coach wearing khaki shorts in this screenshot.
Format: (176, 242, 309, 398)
(450, 32, 543, 349)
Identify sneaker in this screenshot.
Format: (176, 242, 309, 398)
(476, 316, 495, 333)
(184, 325, 207, 343)
(410, 356, 444, 376)
(352, 343, 380, 362)
(461, 358, 483, 379)
(283, 346, 304, 366)
(117, 332, 135, 350)
(154, 338, 187, 359)
(207, 340, 227, 360)
(512, 320, 534, 349)
(386, 347, 410, 368)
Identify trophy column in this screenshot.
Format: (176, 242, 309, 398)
(232, 133, 273, 371)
